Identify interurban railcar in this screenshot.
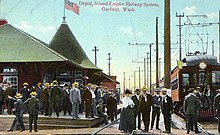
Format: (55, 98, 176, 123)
(170, 53, 220, 119)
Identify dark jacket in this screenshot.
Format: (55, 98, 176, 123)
(50, 86, 61, 102)
(14, 99, 24, 117)
(107, 96, 117, 112)
(131, 95, 140, 114)
(82, 89, 92, 103)
(19, 87, 31, 101)
(0, 86, 4, 101)
(161, 95, 173, 114)
(36, 87, 43, 101)
(24, 97, 39, 115)
(42, 88, 50, 103)
(4, 87, 16, 102)
(139, 94, 153, 113)
(214, 94, 220, 115)
(184, 93, 201, 115)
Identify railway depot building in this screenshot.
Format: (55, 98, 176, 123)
(0, 20, 113, 91)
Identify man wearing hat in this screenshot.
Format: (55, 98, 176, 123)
(131, 89, 141, 130)
(70, 82, 81, 119)
(150, 88, 162, 130)
(4, 81, 16, 114)
(183, 88, 201, 134)
(82, 86, 92, 118)
(0, 80, 4, 114)
(214, 89, 220, 133)
(102, 87, 108, 112)
(24, 92, 40, 132)
(62, 84, 71, 116)
(7, 93, 25, 132)
(19, 82, 31, 102)
(107, 92, 117, 122)
(49, 80, 61, 117)
(36, 82, 43, 114)
(139, 86, 153, 132)
(161, 88, 173, 133)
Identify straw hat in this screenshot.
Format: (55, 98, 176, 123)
(73, 82, 79, 86)
(142, 86, 147, 91)
(23, 82, 29, 86)
(52, 80, 58, 84)
(15, 93, 23, 99)
(30, 91, 37, 96)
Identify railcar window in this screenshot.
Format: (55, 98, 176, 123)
(212, 71, 220, 86)
(182, 73, 189, 86)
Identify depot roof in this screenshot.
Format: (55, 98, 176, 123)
(0, 24, 67, 62)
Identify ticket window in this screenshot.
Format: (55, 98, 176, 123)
(3, 76, 18, 92)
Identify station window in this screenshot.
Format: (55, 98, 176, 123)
(212, 71, 220, 86)
(199, 72, 205, 86)
(3, 76, 18, 92)
(75, 71, 83, 77)
(182, 73, 189, 86)
(3, 67, 18, 73)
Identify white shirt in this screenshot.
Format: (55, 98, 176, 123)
(90, 89, 96, 99)
(121, 96, 134, 108)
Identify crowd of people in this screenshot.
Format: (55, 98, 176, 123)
(118, 86, 173, 134)
(0, 80, 120, 132)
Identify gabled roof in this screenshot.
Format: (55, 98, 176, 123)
(49, 22, 100, 70)
(0, 24, 67, 62)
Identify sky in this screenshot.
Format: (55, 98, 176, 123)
(0, 0, 219, 91)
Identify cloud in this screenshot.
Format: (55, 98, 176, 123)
(207, 12, 218, 20)
(119, 26, 143, 38)
(183, 6, 197, 15)
(38, 25, 56, 33)
(16, 21, 33, 31)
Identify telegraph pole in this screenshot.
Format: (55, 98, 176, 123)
(139, 67, 141, 90)
(212, 40, 214, 56)
(219, 10, 220, 62)
(144, 58, 146, 86)
(147, 52, 149, 88)
(176, 13, 184, 61)
(107, 53, 112, 76)
(92, 46, 99, 66)
(164, 0, 171, 88)
(123, 72, 125, 91)
(134, 71, 136, 91)
(149, 44, 152, 93)
(156, 17, 159, 88)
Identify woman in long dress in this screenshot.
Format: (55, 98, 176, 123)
(119, 89, 135, 133)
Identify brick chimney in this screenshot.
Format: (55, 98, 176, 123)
(0, 19, 8, 26)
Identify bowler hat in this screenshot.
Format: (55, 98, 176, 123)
(135, 89, 140, 92)
(124, 89, 132, 94)
(155, 88, 161, 92)
(15, 93, 23, 99)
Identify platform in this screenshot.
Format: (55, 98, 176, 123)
(0, 113, 104, 131)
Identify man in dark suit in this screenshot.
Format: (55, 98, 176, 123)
(214, 89, 220, 133)
(7, 93, 25, 132)
(107, 92, 117, 122)
(49, 80, 61, 117)
(150, 88, 162, 130)
(24, 92, 40, 132)
(139, 86, 152, 132)
(82, 86, 92, 118)
(0, 80, 4, 114)
(184, 88, 201, 134)
(4, 81, 16, 115)
(131, 89, 141, 130)
(161, 88, 173, 133)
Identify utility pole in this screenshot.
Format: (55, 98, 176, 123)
(129, 75, 131, 90)
(134, 71, 136, 91)
(107, 53, 112, 76)
(212, 40, 214, 56)
(149, 44, 152, 93)
(219, 10, 220, 62)
(147, 52, 149, 88)
(176, 13, 184, 61)
(123, 72, 125, 91)
(92, 46, 99, 66)
(144, 58, 146, 86)
(158, 58, 162, 82)
(139, 67, 141, 90)
(156, 17, 159, 88)
(164, 0, 171, 88)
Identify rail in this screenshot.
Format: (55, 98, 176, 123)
(197, 122, 210, 135)
(91, 117, 120, 135)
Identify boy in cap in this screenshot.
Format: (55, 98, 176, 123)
(24, 92, 40, 132)
(7, 93, 25, 132)
(96, 99, 109, 125)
